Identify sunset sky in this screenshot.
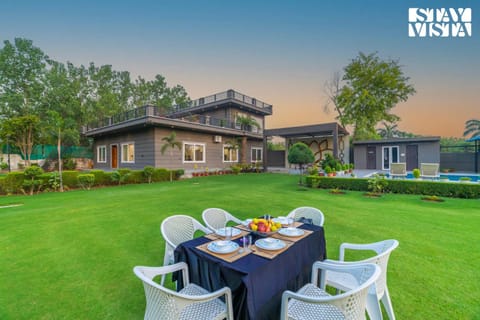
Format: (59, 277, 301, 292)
(1, 0, 479, 138)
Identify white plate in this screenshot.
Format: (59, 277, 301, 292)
(207, 241, 239, 254)
(278, 227, 305, 237)
(255, 238, 286, 251)
(272, 217, 293, 225)
(215, 227, 242, 237)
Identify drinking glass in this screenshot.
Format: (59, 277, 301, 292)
(225, 226, 233, 242)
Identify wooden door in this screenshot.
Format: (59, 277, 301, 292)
(406, 145, 418, 171)
(111, 145, 118, 169)
(367, 146, 376, 169)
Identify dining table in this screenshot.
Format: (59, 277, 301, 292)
(174, 222, 326, 320)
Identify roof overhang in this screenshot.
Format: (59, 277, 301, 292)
(353, 136, 441, 145)
(264, 123, 348, 139)
(84, 115, 263, 139)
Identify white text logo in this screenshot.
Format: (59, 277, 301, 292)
(408, 8, 472, 37)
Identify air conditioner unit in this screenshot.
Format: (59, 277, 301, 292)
(213, 135, 222, 143)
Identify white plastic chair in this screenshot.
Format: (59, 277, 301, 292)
(280, 262, 381, 320)
(287, 206, 325, 227)
(134, 262, 233, 320)
(202, 208, 243, 232)
(160, 215, 211, 283)
(324, 239, 399, 320)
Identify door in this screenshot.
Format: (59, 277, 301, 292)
(382, 146, 400, 170)
(406, 145, 418, 171)
(367, 146, 376, 169)
(111, 145, 118, 169)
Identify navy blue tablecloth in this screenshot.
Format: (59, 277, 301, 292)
(174, 224, 326, 320)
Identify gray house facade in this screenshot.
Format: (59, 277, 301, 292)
(84, 90, 272, 171)
(353, 137, 441, 171)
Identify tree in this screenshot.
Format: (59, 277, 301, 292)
(334, 52, 416, 140)
(0, 38, 49, 117)
(161, 132, 182, 182)
(236, 115, 260, 164)
(288, 142, 314, 185)
(377, 121, 400, 138)
(463, 119, 480, 139)
(0, 115, 40, 166)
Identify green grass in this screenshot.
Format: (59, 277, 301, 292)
(1, 173, 480, 319)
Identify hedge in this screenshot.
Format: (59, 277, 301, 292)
(62, 171, 80, 188)
(306, 176, 480, 199)
(0, 172, 25, 194)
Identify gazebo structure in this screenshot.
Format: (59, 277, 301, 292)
(264, 123, 349, 168)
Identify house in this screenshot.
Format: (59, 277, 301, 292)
(264, 123, 350, 168)
(83, 89, 272, 171)
(353, 137, 441, 171)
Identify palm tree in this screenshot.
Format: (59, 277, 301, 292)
(236, 115, 260, 164)
(161, 131, 182, 182)
(463, 119, 480, 139)
(377, 122, 399, 138)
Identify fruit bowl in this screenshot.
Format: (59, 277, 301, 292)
(246, 217, 283, 237)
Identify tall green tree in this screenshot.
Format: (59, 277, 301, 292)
(463, 119, 480, 139)
(335, 52, 416, 140)
(377, 121, 400, 138)
(236, 115, 260, 164)
(0, 115, 40, 166)
(161, 131, 182, 182)
(0, 38, 49, 117)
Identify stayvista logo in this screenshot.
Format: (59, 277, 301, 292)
(408, 8, 472, 37)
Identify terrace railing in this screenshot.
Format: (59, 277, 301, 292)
(170, 89, 272, 114)
(84, 105, 263, 135)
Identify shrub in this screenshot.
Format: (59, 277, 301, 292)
(1, 172, 25, 194)
(368, 174, 388, 194)
(305, 176, 480, 199)
(143, 166, 155, 183)
(111, 170, 130, 185)
(63, 158, 76, 170)
(78, 174, 95, 190)
(62, 171, 79, 188)
(90, 170, 109, 186)
(324, 166, 332, 174)
(307, 165, 319, 176)
(23, 166, 45, 195)
(174, 169, 185, 180)
(125, 170, 143, 184)
(231, 165, 242, 175)
(413, 168, 421, 179)
(152, 168, 170, 182)
(47, 172, 60, 191)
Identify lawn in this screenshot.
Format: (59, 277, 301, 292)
(1, 173, 479, 319)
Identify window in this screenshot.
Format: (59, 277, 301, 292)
(251, 147, 263, 163)
(121, 143, 135, 163)
(223, 145, 238, 162)
(97, 145, 107, 163)
(183, 142, 205, 163)
(382, 146, 399, 170)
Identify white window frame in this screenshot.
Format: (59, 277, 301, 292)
(251, 147, 263, 163)
(382, 146, 399, 170)
(97, 145, 107, 163)
(183, 142, 206, 163)
(223, 144, 239, 163)
(121, 142, 135, 163)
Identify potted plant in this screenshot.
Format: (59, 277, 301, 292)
(412, 168, 421, 179)
(325, 166, 333, 177)
(349, 163, 354, 173)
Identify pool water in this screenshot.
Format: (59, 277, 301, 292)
(389, 173, 479, 182)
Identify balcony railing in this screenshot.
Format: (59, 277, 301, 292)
(84, 105, 263, 135)
(170, 89, 272, 114)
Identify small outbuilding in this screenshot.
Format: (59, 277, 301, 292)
(353, 137, 441, 171)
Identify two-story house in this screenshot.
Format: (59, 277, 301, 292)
(83, 89, 272, 171)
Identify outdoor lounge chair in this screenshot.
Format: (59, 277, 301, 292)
(420, 163, 440, 179)
(389, 162, 407, 179)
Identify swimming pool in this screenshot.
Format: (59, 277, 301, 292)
(386, 172, 479, 182)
